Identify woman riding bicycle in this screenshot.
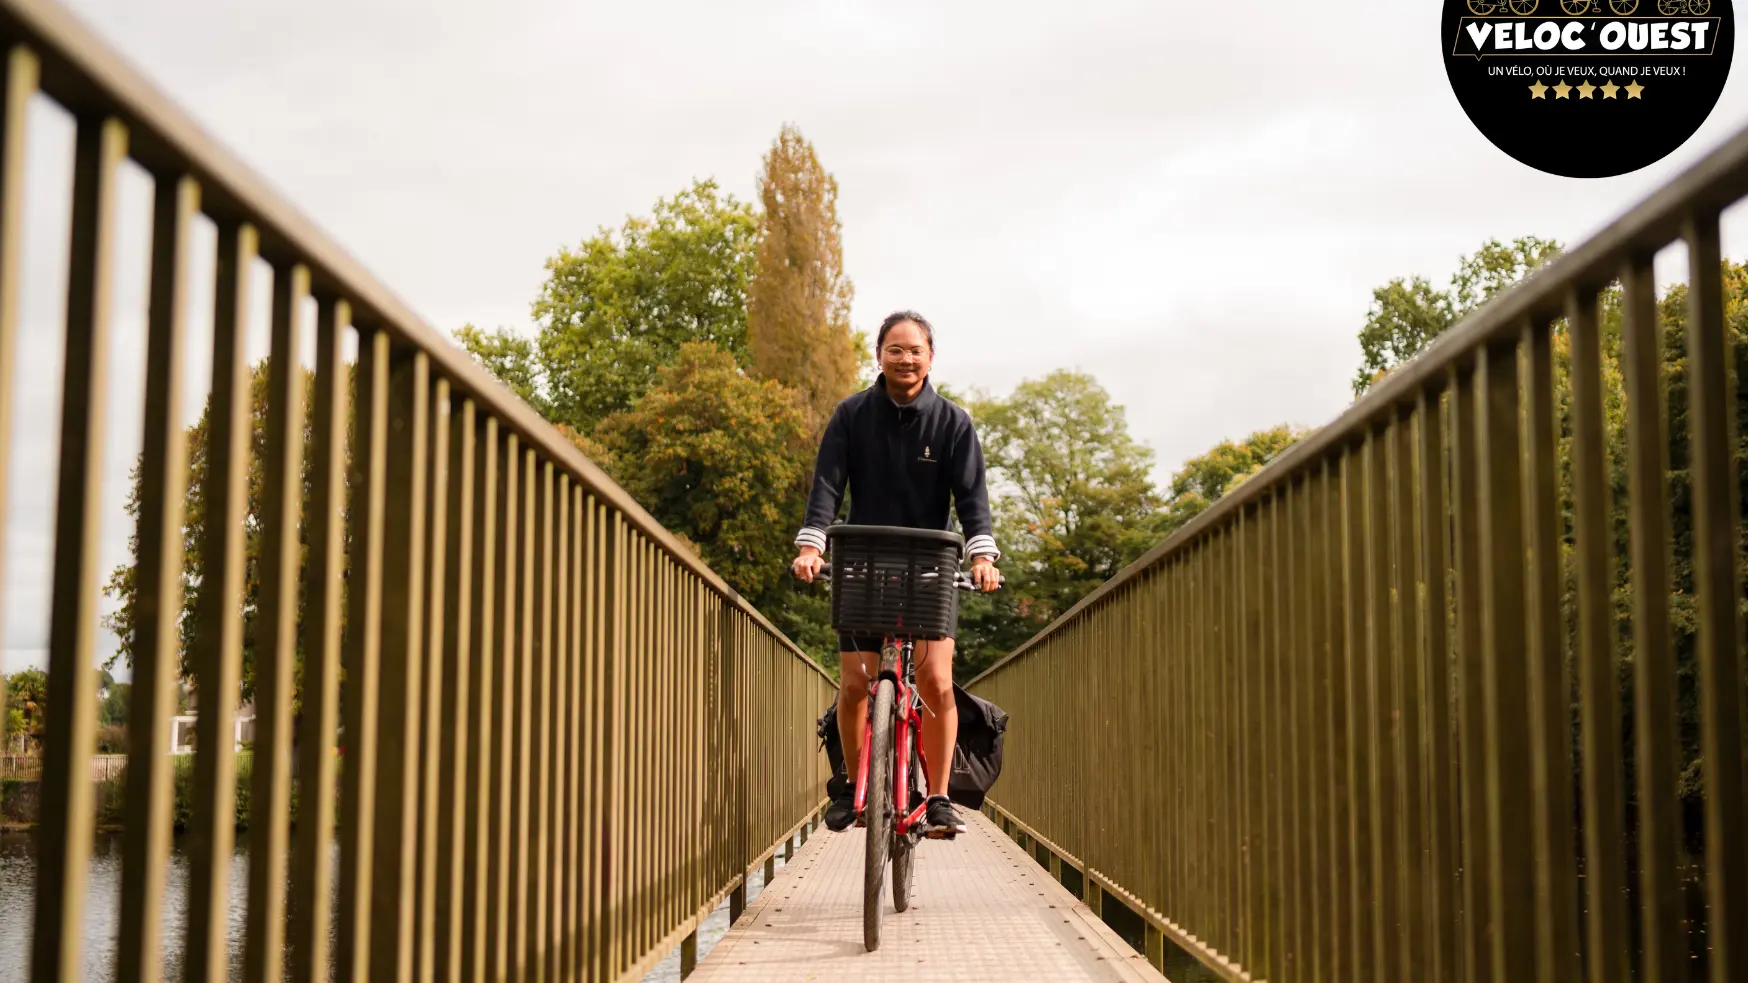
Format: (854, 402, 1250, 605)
(790, 310, 1001, 836)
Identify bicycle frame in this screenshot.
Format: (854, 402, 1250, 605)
(850, 638, 935, 836)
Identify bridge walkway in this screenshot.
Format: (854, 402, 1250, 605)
(689, 810, 1166, 983)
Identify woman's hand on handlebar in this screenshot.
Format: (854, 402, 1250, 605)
(792, 547, 824, 583)
(970, 556, 1000, 592)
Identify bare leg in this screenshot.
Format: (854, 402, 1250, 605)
(838, 650, 877, 787)
(914, 638, 957, 797)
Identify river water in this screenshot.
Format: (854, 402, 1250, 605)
(0, 831, 782, 983)
(0, 830, 250, 982)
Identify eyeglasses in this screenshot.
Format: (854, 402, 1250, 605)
(882, 346, 929, 362)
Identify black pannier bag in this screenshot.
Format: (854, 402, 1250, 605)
(816, 683, 1008, 809)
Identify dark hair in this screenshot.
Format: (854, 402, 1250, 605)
(876, 310, 934, 351)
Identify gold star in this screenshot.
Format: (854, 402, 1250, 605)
(1553, 80, 1574, 99)
(1601, 79, 1620, 98)
(1625, 79, 1645, 99)
(1577, 80, 1597, 99)
(1530, 79, 1549, 99)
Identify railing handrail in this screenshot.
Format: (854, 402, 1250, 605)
(0, 0, 831, 683)
(970, 119, 1748, 685)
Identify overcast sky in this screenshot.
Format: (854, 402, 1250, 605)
(5, 0, 1748, 675)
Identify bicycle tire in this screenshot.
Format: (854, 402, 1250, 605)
(864, 678, 895, 951)
(892, 741, 919, 912)
(1610, 0, 1638, 13)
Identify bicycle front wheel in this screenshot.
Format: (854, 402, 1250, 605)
(863, 678, 895, 951)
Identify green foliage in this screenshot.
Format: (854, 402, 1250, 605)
(98, 680, 129, 729)
(1354, 236, 1562, 394)
(459, 179, 760, 434)
(593, 342, 814, 606)
(1157, 424, 1307, 538)
(747, 124, 860, 431)
(4, 669, 47, 750)
(957, 372, 1166, 674)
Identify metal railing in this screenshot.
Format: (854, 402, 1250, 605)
(0, 0, 834, 981)
(971, 131, 1748, 981)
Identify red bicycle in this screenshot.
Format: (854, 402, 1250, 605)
(817, 525, 994, 950)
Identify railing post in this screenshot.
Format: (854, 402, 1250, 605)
(1145, 925, 1166, 972)
(680, 931, 698, 978)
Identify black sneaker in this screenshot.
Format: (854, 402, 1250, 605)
(824, 775, 857, 832)
(924, 795, 966, 838)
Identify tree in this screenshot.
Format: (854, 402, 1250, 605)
(592, 342, 814, 609)
(746, 124, 860, 431)
(1354, 236, 1562, 394)
(957, 372, 1166, 673)
(458, 179, 760, 434)
(1156, 424, 1307, 538)
(5, 668, 48, 751)
(103, 358, 320, 711)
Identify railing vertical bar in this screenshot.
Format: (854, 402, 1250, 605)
(34, 112, 125, 983)
(415, 377, 453, 983)
(115, 171, 196, 983)
(1280, 482, 1303, 980)
(183, 214, 254, 983)
(530, 460, 555, 980)
(1265, 492, 1288, 980)
(462, 417, 499, 983)
(1343, 442, 1375, 983)
(1620, 254, 1683, 983)
(242, 260, 311, 983)
(511, 446, 536, 983)
(1566, 284, 1630, 983)
(1394, 405, 1428, 983)
(1295, 473, 1324, 983)
(0, 48, 39, 749)
(1522, 316, 1582, 983)
(1477, 334, 1536, 982)
(289, 297, 351, 983)
(1365, 423, 1403, 980)
(1217, 526, 1234, 957)
(435, 397, 477, 983)
(1682, 210, 1748, 983)
(1416, 384, 1459, 983)
(369, 346, 430, 983)
(336, 325, 390, 983)
(550, 476, 571, 980)
(1237, 509, 1257, 974)
(565, 486, 587, 983)
(608, 512, 628, 979)
(1449, 362, 1489, 983)
(587, 497, 607, 983)
(487, 432, 521, 983)
(1325, 456, 1353, 983)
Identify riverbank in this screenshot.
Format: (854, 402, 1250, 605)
(0, 752, 256, 830)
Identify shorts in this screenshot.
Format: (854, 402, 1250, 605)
(837, 632, 952, 653)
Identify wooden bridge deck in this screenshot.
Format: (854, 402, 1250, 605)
(688, 810, 1167, 983)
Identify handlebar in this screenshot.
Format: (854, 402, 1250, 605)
(811, 561, 1000, 591)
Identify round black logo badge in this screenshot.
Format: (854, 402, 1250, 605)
(1443, 0, 1734, 177)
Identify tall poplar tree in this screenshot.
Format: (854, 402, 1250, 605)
(747, 124, 860, 430)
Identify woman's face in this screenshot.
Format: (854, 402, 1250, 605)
(879, 320, 933, 387)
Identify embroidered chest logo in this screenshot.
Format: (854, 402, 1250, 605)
(917, 444, 935, 464)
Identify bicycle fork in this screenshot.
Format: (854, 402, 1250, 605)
(849, 677, 935, 833)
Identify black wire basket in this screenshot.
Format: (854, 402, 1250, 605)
(826, 525, 965, 639)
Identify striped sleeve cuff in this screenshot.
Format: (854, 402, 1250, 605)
(794, 527, 828, 553)
(966, 534, 1000, 562)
